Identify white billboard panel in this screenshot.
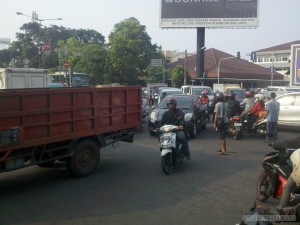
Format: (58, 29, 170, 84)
(0, 38, 11, 45)
(160, 0, 259, 28)
(290, 44, 300, 86)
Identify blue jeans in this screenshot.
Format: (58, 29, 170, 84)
(267, 122, 278, 142)
(219, 123, 228, 140)
(177, 130, 190, 157)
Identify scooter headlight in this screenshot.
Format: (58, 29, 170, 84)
(185, 113, 193, 121)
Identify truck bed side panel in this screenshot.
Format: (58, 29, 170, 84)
(0, 86, 141, 153)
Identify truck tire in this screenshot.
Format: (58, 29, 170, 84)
(67, 140, 100, 178)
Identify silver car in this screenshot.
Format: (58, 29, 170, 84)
(274, 92, 300, 127)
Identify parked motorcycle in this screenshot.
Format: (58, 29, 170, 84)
(256, 147, 300, 205)
(227, 115, 243, 140)
(157, 124, 185, 175)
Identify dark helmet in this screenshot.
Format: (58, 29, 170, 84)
(166, 97, 177, 106)
(245, 91, 252, 97)
(215, 91, 224, 101)
(228, 90, 236, 99)
(224, 93, 230, 101)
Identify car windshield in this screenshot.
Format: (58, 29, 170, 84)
(163, 90, 182, 96)
(230, 89, 246, 98)
(158, 97, 194, 109)
(192, 88, 213, 95)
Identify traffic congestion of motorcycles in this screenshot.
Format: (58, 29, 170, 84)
(143, 83, 300, 224)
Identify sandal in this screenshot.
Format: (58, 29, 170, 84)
(217, 148, 222, 152)
(218, 151, 227, 155)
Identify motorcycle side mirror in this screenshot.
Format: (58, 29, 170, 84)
(286, 148, 296, 156)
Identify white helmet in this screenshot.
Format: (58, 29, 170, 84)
(291, 149, 300, 185)
(254, 93, 265, 101)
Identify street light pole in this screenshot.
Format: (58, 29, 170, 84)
(16, 11, 62, 68)
(271, 51, 275, 86)
(217, 56, 236, 84)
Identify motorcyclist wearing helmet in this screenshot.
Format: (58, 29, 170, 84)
(159, 97, 191, 160)
(226, 92, 241, 118)
(200, 90, 211, 122)
(247, 95, 266, 133)
(200, 90, 209, 105)
(239, 90, 255, 125)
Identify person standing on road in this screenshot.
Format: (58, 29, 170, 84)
(239, 91, 255, 123)
(214, 92, 229, 156)
(265, 92, 280, 143)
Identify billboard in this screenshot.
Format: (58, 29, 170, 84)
(0, 38, 11, 45)
(160, 0, 259, 28)
(290, 44, 300, 86)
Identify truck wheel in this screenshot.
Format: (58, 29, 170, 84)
(67, 140, 100, 178)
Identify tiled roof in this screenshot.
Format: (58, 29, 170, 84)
(167, 48, 284, 80)
(255, 40, 300, 52)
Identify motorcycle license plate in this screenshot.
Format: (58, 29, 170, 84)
(234, 123, 242, 126)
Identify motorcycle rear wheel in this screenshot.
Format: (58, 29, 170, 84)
(233, 130, 240, 140)
(256, 171, 272, 202)
(161, 153, 173, 175)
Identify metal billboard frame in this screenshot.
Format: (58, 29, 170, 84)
(290, 44, 300, 86)
(160, 0, 260, 29)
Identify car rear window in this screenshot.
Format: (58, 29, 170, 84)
(159, 97, 194, 109)
(193, 88, 213, 95)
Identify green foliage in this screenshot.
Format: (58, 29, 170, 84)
(171, 65, 191, 88)
(0, 18, 162, 86)
(105, 17, 160, 85)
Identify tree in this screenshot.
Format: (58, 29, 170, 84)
(171, 65, 191, 88)
(0, 22, 106, 70)
(74, 43, 107, 85)
(105, 17, 159, 85)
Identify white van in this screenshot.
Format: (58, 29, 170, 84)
(263, 86, 300, 98)
(181, 85, 214, 112)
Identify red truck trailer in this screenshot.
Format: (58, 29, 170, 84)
(0, 86, 142, 177)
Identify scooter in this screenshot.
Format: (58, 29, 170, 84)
(256, 147, 300, 205)
(227, 115, 242, 140)
(157, 124, 185, 175)
(243, 113, 267, 137)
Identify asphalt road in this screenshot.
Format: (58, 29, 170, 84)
(0, 121, 299, 225)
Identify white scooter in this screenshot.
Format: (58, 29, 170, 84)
(158, 124, 184, 174)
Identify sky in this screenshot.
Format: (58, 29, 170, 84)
(0, 0, 299, 59)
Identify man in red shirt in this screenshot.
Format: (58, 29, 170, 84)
(247, 95, 265, 133)
(200, 90, 209, 104)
